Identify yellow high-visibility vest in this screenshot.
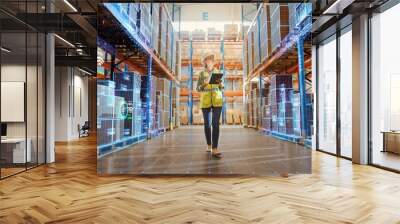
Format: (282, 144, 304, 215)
(196, 69, 224, 108)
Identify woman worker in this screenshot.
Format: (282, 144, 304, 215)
(196, 53, 224, 158)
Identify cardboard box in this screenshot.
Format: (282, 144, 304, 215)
(180, 115, 188, 125)
(233, 110, 242, 124)
(193, 113, 203, 125)
(226, 109, 234, 124)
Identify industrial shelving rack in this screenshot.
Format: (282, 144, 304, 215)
(179, 35, 244, 126)
(242, 3, 313, 146)
(97, 3, 179, 157)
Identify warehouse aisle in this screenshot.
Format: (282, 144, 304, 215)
(97, 126, 311, 175)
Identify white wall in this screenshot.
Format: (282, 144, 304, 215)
(178, 3, 242, 32)
(55, 67, 89, 141)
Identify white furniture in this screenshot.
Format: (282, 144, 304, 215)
(1, 138, 31, 163)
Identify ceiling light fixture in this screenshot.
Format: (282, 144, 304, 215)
(54, 34, 75, 48)
(322, 0, 355, 15)
(63, 0, 78, 12)
(1, 47, 11, 53)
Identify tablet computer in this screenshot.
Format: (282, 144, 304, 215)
(209, 73, 223, 84)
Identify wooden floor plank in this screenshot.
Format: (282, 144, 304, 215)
(0, 129, 399, 223)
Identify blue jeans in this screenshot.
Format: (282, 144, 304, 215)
(201, 107, 222, 149)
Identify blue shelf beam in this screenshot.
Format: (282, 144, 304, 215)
(297, 37, 308, 138)
(169, 3, 175, 129)
(188, 40, 193, 125)
(220, 39, 226, 124)
(256, 4, 263, 127)
(270, 131, 302, 143)
(145, 55, 153, 138)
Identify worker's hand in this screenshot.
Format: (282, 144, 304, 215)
(215, 79, 222, 84)
(218, 80, 224, 89)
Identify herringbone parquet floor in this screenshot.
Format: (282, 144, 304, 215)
(1, 131, 400, 223)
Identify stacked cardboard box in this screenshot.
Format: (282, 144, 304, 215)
(180, 31, 190, 41)
(295, 3, 312, 29)
(246, 93, 251, 126)
(127, 3, 139, 30)
(292, 92, 301, 136)
(268, 74, 294, 135)
(159, 7, 168, 63)
(260, 4, 271, 61)
(247, 31, 254, 72)
(243, 40, 248, 76)
(152, 3, 160, 52)
(234, 110, 242, 124)
(239, 25, 250, 41)
(179, 96, 189, 125)
(139, 3, 152, 45)
(226, 109, 234, 124)
(154, 78, 171, 130)
(208, 28, 222, 41)
(166, 20, 174, 68)
(132, 74, 143, 136)
(233, 96, 243, 125)
(97, 81, 116, 151)
(192, 29, 206, 41)
(253, 22, 260, 66)
(269, 3, 289, 53)
(290, 92, 314, 137)
(172, 32, 178, 73)
(166, 20, 171, 66)
(113, 72, 145, 138)
(262, 105, 271, 131)
(223, 24, 238, 41)
(288, 3, 299, 32)
(248, 86, 259, 127)
(261, 81, 271, 131)
(306, 93, 313, 136)
(147, 77, 157, 132)
(97, 71, 145, 156)
(192, 105, 203, 125)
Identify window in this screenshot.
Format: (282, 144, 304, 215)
(370, 3, 400, 171)
(317, 35, 337, 154)
(339, 27, 352, 158)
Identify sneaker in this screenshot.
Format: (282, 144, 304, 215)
(211, 148, 222, 158)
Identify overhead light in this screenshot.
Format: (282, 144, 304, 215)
(78, 67, 92, 76)
(322, 0, 355, 15)
(54, 34, 75, 48)
(1, 47, 11, 53)
(63, 0, 78, 12)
